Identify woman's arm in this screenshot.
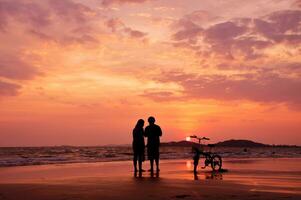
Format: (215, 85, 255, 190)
(144, 127, 148, 137)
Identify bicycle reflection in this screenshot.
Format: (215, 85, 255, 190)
(193, 171, 223, 180)
(186, 160, 224, 180)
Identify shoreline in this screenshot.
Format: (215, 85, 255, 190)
(1, 156, 301, 168)
(1, 145, 300, 168)
(0, 158, 300, 200)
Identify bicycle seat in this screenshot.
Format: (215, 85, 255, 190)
(208, 144, 215, 148)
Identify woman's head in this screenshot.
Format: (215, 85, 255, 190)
(135, 119, 144, 128)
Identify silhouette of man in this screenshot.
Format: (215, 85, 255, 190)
(144, 116, 162, 172)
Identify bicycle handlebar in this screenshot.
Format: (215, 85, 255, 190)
(189, 135, 210, 140)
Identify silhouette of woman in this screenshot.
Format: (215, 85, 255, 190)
(132, 119, 145, 172)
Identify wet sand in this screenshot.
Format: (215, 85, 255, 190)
(0, 158, 300, 200)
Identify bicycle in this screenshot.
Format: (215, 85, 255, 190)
(189, 135, 222, 172)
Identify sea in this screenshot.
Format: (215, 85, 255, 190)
(0, 145, 301, 167)
(0, 145, 300, 167)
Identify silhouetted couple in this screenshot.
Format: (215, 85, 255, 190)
(132, 116, 162, 173)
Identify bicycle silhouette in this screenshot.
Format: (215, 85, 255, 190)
(189, 135, 222, 173)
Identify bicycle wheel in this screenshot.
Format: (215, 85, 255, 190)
(211, 155, 222, 171)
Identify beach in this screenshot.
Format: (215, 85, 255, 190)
(0, 158, 300, 200)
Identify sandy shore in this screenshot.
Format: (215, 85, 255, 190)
(0, 158, 300, 200)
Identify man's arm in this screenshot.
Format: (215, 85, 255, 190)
(158, 126, 162, 137)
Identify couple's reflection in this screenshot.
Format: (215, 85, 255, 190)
(134, 171, 160, 178)
(194, 171, 223, 180)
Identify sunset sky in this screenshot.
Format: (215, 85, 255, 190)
(0, 0, 301, 146)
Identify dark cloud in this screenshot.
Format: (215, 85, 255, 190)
(295, 0, 301, 7)
(172, 10, 301, 59)
(102, 0, 150, 6)
(0, 55, 40, 80)
(254, 10, 301, 43)
(0, 0, 51, 30)
(0, 0, 99, 45)
(49, 0, 94, 23)
(0, 53, 41, 97)
(204, 21, 247, 41)
(0, 0, 94, 28)
(106, 18, 124, 32)
(172, 23, 202, 42)
(141, 90, 179, 102)
(0, 80, 21, 96)
(152, 69, 301, 106)
(124, 27, 147, 38)
(106, 18, 147, 39)
(171, 10, 217, 43)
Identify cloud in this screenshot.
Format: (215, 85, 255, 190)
(0, 53, 41, 97)
(141, 90, 179, 102)
(295, 0, 301, 7)
(0, 80, 21, 96)
(0, 55, 40, 80)
(0, 0, 51, 30)
(173, 10, 219, 29)
(153, 69, 301, 107)
(101, 0, 150, 6)
(172, 20, 202, 42)
(48, 0, 95, 23)
(106, 18, 147, 38)
(0, 0, 99, 45)
(254, 10, 301, 43)
(0, 0, 94, 28)
(171, 10, 219, 42)
(204, 21, 247, 41)
(172, 9, 301, 59)
(124, 27, 147, 38)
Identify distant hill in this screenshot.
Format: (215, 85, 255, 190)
(161, 140, 197, 147)
(161, 139, 270, 147)
(214, 139, 269, 147)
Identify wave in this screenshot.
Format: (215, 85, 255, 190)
(0, 146, 300, 167)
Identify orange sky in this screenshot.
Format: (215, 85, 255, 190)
(0, 0, 301, 146)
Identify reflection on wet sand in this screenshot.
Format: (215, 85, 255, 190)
(0, 158, 300, 195)
(193, 171, 224, 180)
(186, 160, 225, 180)
(134, 171, 160, 178)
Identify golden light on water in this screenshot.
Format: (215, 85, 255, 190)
(186, 161, 192, 169)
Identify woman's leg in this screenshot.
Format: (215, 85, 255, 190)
(133, 152, 138, 171)
(138, 153, 143, 171)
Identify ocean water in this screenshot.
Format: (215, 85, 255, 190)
(0, 146, 300, 167)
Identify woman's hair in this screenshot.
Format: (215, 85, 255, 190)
(135, 119, 144, 129)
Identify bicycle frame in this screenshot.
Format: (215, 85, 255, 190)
(189, 135, 222, 172)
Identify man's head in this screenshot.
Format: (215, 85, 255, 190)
(148, 116, 155, 124)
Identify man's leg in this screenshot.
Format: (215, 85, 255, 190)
(150, 159, 154, 171)
(155, 157, 160, 171)
(155, 148, 160, 171)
